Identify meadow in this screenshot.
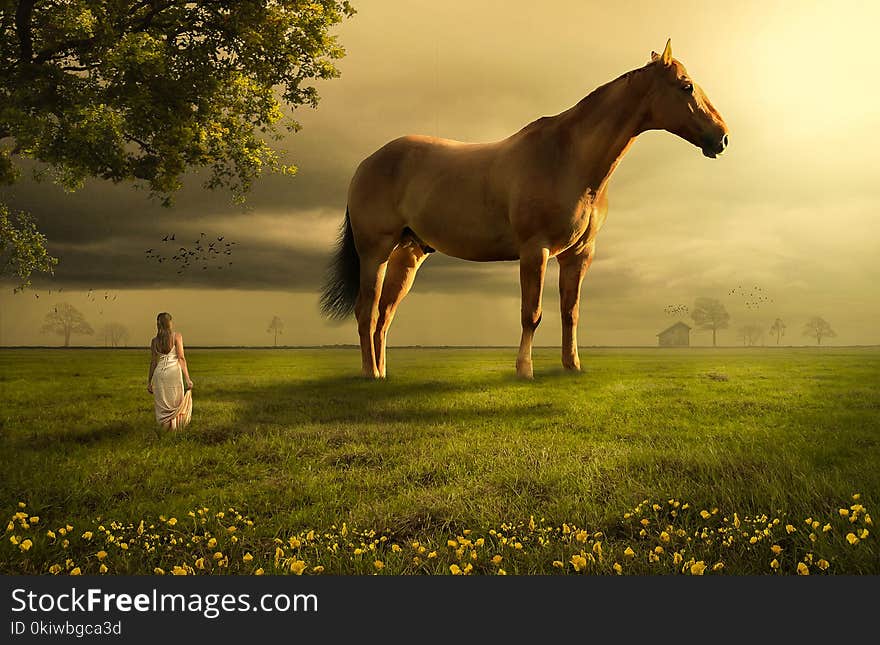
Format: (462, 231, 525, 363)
(1, 347, 877, 575)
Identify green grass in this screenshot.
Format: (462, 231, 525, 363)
(1, 347, 877, 575)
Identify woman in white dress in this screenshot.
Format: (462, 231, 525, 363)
(147, 312, 194, 430)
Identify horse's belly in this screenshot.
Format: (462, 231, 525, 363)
(409, 213, 520, 261)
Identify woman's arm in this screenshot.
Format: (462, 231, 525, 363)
(147, 338, 158, 393)
(176, 333, 193, 389)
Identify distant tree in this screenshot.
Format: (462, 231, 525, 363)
(803, 316, 836, 345)
(267, 316, 284, 347)
(690, 297, 730, 347)
(769, 318, 786, 345)
(0, 204, 57, 290)
(98, 322, 129, 348)
(737, 324, 764, 347)
(41, 302, 93, 346)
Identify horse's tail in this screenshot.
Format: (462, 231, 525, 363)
(320, 207, 360, 320)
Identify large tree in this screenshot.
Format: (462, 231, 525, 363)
(267, 315, 283, 347)
(737, 323, 763, 347)
(0, 0, 355, 284)
(690, 297, 730, 347)
(803, 316, 836, 346)
(41, 301, 93, 346)
(0, 203, 57, 290)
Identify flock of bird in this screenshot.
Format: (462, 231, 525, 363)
(728, 285, 773, 310)
(664, 303, 689, 315)
(144, 232, 236, 275)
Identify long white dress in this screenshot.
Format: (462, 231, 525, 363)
(152, 343, 193, 429)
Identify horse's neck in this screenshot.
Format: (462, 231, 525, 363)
(557, 70, 651, 196)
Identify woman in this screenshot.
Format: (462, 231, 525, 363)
(147, 312, 194, 430)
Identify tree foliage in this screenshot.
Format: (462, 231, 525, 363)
(1, 0, 355, 198)
(267, 314, 283, 346)
(769, 318, 786, 345)
(690, 297, 730, 347)
(803, 316, 836, 346)
(40, 301, 93, 346)
(98, 321, 129, 347)
(0, 202, 56, 289)
(737, 323, 763, 347)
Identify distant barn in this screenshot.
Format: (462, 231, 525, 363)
(657, 321, 691, 347)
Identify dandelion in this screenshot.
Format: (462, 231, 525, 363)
(839, 509, 849, 517)
(243, 553, 253, 563)
(254, 568, 264, 576)
(785, 525, 796, 534)
(659, 531, 670, 543)
(712, 562, 724, 572)
(552, 561, 564, 569)
(70, 568, 81, 576)
(172, 566, 188, 576)
(770, 544, 782, 555)
(391, 544, 401, 553)
(613, 562, 623, 575)
(624, 547, 635, 558)
(673, 552, 683, 566)
(797, 562, 809, 575)
(154, 568, 165, 575)
(846, 533, 859, 545)
(290, 560, 307, 575)
(592, 542, 602, 557)
(823, 523, 832, 533)
(640, 518, 650, 527)
(29, 516, 39, 524)
(20, 539, 33, 552)
(817, 559, 830, 571)
(575, 530, 588, 543)
(49, 564, 61, 575)
(207, 538, 217, 548)
(167, 518, 177, 526)
(450, 564, 462, 575)
(373, 560, 384, 571)
(491, 555, 503, 565)
(99, 564, 108, 574)
(858, 529, 869, 539)
(497, 568, 507, 575)
(213, 552, 224, 560)
(18, 502, 26, 508)
(96, 550, 107, 561)
(428, 551, 437, 559)
(570, 555, 587, 572)
(9, 535, 19, 545)
(195, 558, 205, 570)
(700, 510, 711, 520)
(82, 531, 93, 541)
(770, 559, 779, 570)
(690, 561, 707, 576)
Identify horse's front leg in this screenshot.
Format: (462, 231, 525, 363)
(557, 243, 594, 371)
(516, 246, 550, 379)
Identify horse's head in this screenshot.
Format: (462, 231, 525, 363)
(642, 40, 729, 158)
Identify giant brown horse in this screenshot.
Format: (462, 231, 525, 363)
(321, 41, 729, 379)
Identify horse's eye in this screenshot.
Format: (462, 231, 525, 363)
(682, 82, 693, 93)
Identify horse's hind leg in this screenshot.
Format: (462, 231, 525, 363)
(354, 235, 398, 379)
(374, 240, 428, 377)
(557, 243, 594, 371)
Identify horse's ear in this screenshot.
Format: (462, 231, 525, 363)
(651, 51, 660, 62)
(660, 39, 673, 66)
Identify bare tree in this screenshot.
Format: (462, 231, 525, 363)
(267, 316, 284, 347)
(803, 317, 836, 345)
(769, 318, 786, 345)
(690, 297, 730, 347)
(41, 303, 94, 347)
(737, 324, 764, 347)
(98, 323, 130, 348)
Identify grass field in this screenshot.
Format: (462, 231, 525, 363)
(1, 347, 877, 575)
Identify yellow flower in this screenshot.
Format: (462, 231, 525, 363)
(19, 539, 33, 552)
(9, 535, 19, 545)
(797, 562, 809, 575)
(491, 555, 503, 565)
(852, 493, 861, 500)
(497, 568, 507, 575)
(167, 518, 177, 526)
(770, 558, 779, 570)
(213, 551, 224, 560)
(373, 560, 384, 570)
(312, 565, 324, 574)
(613, 562, 623, 575)
(733, 513, 741, 529)
(592, 542, 602, 557)
(839, 509, 849, 517)
(552, 560, 564, 569)
(243, 553, 254, 562)
(858, 529, 869, 539)
(428, 551, 437, 559)
(207, 537, 217, 548)
(49, 564, 61, 575)
(690, 561, 707, 576)
(659, 531, 670, 543)
(654, 546, 664, 555)
(529, 516, 536, 531)
(154, 567, 165, 575)
(640, 518, 650, 527)
(447, 539, 458, 548)
(785, 524, 796, 534)
(195, 558, 205, 570)
(29, 516, 39, 524)
(172, 566, 188, 576)
(712, 562, 724, 571)
(673, 552, 683, 565)
(700, 510, 711, 520)
(18, 502, 26, 508)
(450, 564, 462, 575)
(475, 538, 485, 547)
(99, 563, 108, 574)
(817, 559, 830, 571)
(562, 524, 571, 534)
(137, 520, 144, 535)
(570, 555, 587, 572)
(82, 531, 93, 541)
(575, 530, 588, 542)
(95, 550, 107, 561)
(254, 568, 264, 576)
(822, 523, 832, 533)
(846, 533, 859, 545)
(391, 544, 401, 553)
(624, 547, 635, 558)
(770, 544, 782, 555)
(290, 560, 307, 575)
(70, 567, 81, 576)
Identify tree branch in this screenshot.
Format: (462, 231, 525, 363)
(15, 0, 35, 64)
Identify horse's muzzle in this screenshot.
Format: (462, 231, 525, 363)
(702, 133, 728, 158)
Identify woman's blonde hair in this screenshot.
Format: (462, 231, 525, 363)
(156, 312, 174, 353)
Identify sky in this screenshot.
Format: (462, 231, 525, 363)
(2, 0, 879, 347)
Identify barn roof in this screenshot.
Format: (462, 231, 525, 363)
(657, 321, 692, 336)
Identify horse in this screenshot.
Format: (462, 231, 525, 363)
(320, 40, 728, 379)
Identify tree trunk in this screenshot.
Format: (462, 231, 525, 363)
(712, 327, 717, 347)
(64, 327, 70, 347)
(274, 329, 277, 347)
